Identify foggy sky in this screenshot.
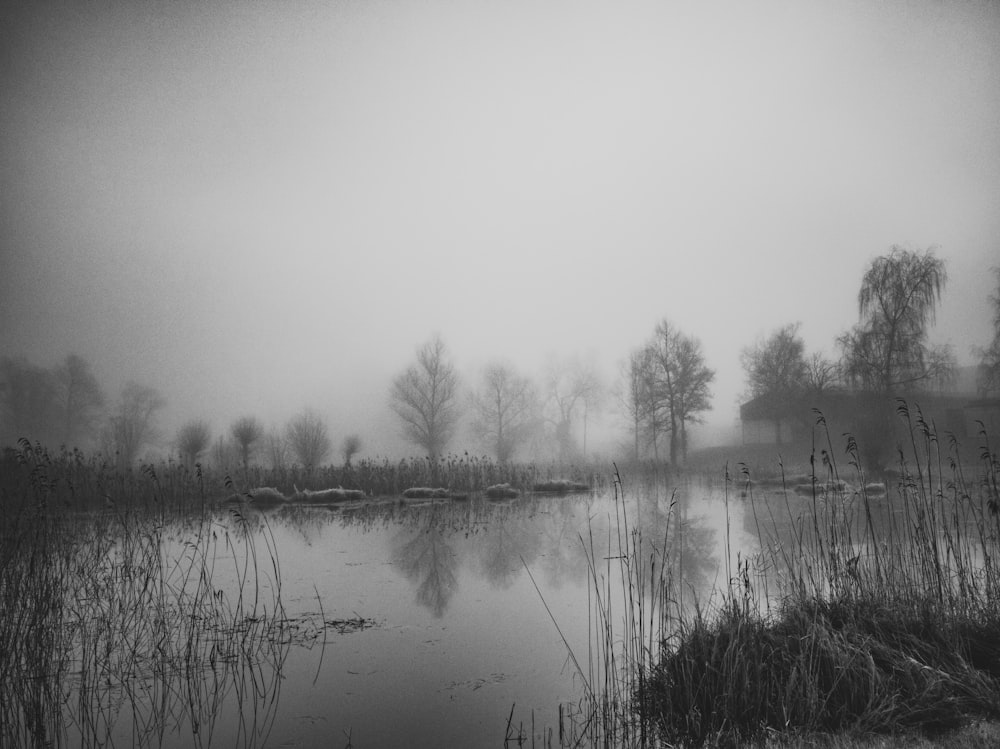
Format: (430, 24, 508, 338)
(2, 0, 999, 458)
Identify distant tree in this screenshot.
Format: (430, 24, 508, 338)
(838, 246, 949, 394)
(389, 335, 460, 460)
(741, 323, 808, 400)
(265, 427, 289, 470)
(470, 362, 539, 463)
(804, 352, 840, 396)
(925, 344, 958, 394)
(230, 416, 264, 471)
(543, 355, 602, 461)
(0, 356, 59, 446)
(210, 435, 238, 471)
(649, 320, 715, 464)
(286, 409, 331, 470)
(341, 434, 362, 466)
(101, 382, 165, 466)
(975, 266, 1000, 396)
(740, 323, 808, 445)
(176, 420, 211, 468)
(54, 354, 105, 448)
(616, 347, 656, 462)
(837, 246, 949, 469)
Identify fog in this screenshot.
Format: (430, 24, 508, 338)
(2, 0, 999, 459)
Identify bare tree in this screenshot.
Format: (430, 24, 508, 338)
(470, 362, 538, 463)
(740, 323, 807, 445)
(286, 409, 331, 470)
(839, 246, 948, 394)
(176, 420, 211, 468)
(925, 344, 958, 394)
(342, 434, 362, 466)
(0, 356, 59, 447)
(0, 354, 105, 450)
(230, 416, 264, 471)
(616, 347, 656, 462)
(804, 352, 840, 396)
(649, 320, 714, 464)
(265, 427, 289, 470)
(389, 335, 460, 460)
(211, 435, 238, 471)
(543, 355, 602, 462)
(741, 323, 807, 400)
(101, 382, 165, 466)
(54, 353, 105, 448)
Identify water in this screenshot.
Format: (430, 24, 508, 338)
(263, 491, 697, 748)
(108, 481, 747, 748)
(56, 476, 920, 748)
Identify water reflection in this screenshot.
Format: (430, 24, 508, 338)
(392, 511, 459, 616)
(357, 486, 726, 620)
(16, 477, 766, 748)
(474, 504, 541, 590)
(669, 487, 722, 603)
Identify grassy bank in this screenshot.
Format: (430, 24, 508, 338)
(557, 406, 1000, 747)
(0, 441, 609, 510)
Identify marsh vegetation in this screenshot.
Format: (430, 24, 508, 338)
(3, 404, 999, 748)
(554, 407, 1000, 748)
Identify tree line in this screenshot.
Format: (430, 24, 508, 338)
(735, 247, 1000, 465)
(3, 246, 997, 470)
(0, 357, 359, 472)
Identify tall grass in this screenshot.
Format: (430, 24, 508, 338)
(553, 404, 1000, 747)
(240, 453, 609, 498)
(0, 441, 291, 748)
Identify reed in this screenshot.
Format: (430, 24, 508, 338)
(549, 404, 1000, 747)
(0, 442, 293, 748)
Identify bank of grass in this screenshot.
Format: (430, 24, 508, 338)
(560, 404, 1000, 747)
(0, 442, 607, 509)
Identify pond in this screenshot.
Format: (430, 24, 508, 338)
(253, 483, 742, 748)
(18, 469, 935, 749)
(24, 473, 758, 749)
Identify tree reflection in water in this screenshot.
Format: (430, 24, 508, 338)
(391, 508, 459, 617)
(666, 487, 720, 605)
(333, 482, 724, 619)
(473, 502, 542, 589)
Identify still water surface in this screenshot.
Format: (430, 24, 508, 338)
(80, 477, 797, 748)
(223, 479, 753, 747)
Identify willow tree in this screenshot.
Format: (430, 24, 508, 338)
(176, 420, 211, 469)
(230, 415, 264, 471)
(286, 409, 331, 470)
(839, 247, 948, 394)
(389, 335, 459, 461)
(838, 246, 948, 468)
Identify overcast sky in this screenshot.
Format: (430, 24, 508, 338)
(2, 0, 998, 457)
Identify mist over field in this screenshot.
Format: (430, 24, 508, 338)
(2, 0, 999, 461)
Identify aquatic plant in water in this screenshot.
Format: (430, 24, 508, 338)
(0, 445, 296, 748)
